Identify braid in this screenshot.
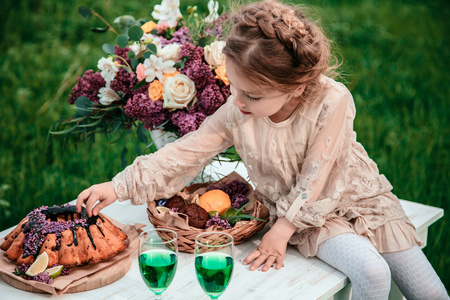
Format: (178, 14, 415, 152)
(224, 0, 338, 103)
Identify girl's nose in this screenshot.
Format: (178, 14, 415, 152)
(232, 93, 245, 108)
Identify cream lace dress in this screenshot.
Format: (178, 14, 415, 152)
(112, 76, 422, 258)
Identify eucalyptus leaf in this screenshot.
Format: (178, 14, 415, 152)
(146, 43, 157, 55)
(131, 58, 139, 70)
(78, 6, 92, 20)
(128, 26, 144, 41)
(116, 34, 129, 48)
(102, 43, 116, 54)
(90, 27, 109, 33)
(75, 97, 92, 116)
(143, 52, 151, 59)
(127, 51, 135, 59)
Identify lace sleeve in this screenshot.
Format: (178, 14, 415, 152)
(112, 103, 233, 204)
(276, 90, 354, 230)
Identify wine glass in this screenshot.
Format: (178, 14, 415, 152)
(138, 228, 178, 299)
(194, 232, 234, 299)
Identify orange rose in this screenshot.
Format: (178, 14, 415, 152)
(141, 21, 158, 33)
(163, 71, 180, 82)
(148, 80, 164, 101)
(215, 64, 229, 85)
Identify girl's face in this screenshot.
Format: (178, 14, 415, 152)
(226, 60, 301, 123)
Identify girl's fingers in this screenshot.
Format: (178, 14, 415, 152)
(262, 255, 276, 272)
(76, 188, 91, 213)
(250, 253, 268, 271)
(92, 197, 112, 216)
(275, 256, 284, 270)
(243, 249, 261, 265)
(85, 192, 100, 217)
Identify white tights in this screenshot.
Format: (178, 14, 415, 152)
(316, 233, 448, 300)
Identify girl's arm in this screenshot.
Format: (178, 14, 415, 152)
(78, 101, 233, 216)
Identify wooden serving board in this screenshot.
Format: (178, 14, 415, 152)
(0, 253, 132, 294)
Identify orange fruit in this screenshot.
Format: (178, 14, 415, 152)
(198, 190, 231, 215)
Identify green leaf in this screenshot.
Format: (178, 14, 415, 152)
(121, 147, 128, 169)
(198, 36, 216, 48)
(143, 51, 151, 59)
(131, 58, 139, 70)
(116, 34, 129, 48)
(137, 123, 148, 144)
(174, 56, 189, 69)
(75, 97, 92, 116)
(135, 142, 142, 156)
(146, 43, 157, 55)
(127, 51, 135, 59)
(49, 126, 77, 135)
(78, 6, 92, 20)
(102, 43, 116, 54)
(90, 27, 109, 33)
(75, 119, 102, 128)
(132, 79, 147, 91)
(128, 26, 144, 41)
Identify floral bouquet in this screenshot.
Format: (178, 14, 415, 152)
(50, 0, 236, 166)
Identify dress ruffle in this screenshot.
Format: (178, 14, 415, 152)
(293, 217, 423, 258)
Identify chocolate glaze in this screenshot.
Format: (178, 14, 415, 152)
(22, 205, 103, 258)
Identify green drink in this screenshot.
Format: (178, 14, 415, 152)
(139, 249, 178, 295)
(195, 252, 234, 299)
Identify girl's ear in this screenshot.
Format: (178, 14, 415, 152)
(292, 84, 306, 97)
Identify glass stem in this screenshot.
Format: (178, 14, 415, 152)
(154, 295, 162, 300)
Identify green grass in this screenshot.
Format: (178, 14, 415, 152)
(0, 0, 448, 290)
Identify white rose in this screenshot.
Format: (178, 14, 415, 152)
(204, 41, 226, 68)
(163, 74, 197, 109)
(157, 43, 181, 62)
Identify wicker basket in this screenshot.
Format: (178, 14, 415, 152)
(147, 172, 269, 253)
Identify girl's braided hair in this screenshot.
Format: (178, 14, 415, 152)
(223, 0, 339, 103)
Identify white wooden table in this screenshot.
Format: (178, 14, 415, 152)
(0, 162, 444, 299)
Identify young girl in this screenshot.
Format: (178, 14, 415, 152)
(76, 1, 448, 299)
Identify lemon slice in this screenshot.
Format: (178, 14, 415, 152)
(44, 265, 64, 279)
(156, 206, 170, 213)
(25, 251, 49, 277)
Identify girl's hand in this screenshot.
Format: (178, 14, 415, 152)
(76, 181, 117, 217)
(243, 217, 297, 272)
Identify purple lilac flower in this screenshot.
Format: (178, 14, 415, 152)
(68, 70, 105, 104)
(22, 205, 90, 259)
(180, 44, 215, 90)
(160, 26, 193, 47)
(220, 84, 231, 100)
(171, 111, 207, 136)
(33, 272, 54, 284)
(114, 45, 132, 66)
(232, 194, 248, 209)
(205, 213, 231, 229)
(204, 13, 230, 38)
(51, 264, 71, 276)
(193, 83, 226, 115)
(124, 94, 168, 130)
(110, 69, 138, 95)
(208, 180, 250, 198)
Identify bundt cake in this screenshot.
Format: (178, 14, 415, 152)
(0, 205, 128, 267)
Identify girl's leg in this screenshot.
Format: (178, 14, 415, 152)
(316, 233, 391, 300)
(381, 245, 449, 300)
